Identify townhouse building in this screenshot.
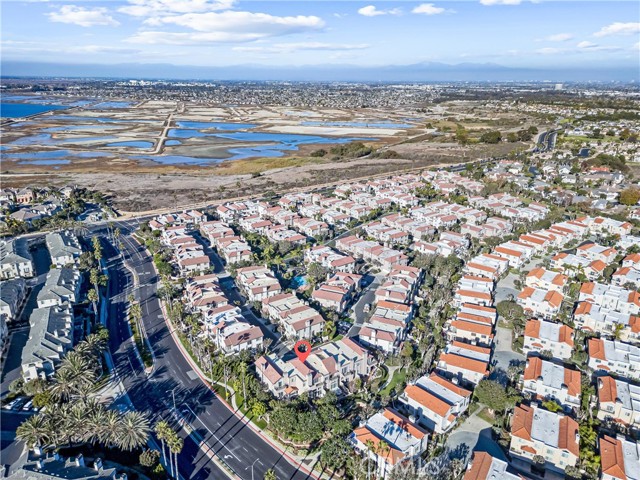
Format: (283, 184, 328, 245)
(262, 293, 325, 340)
(509, 404, 579, 474)
(255, 337, 370, 398)
(0, 238, 34, 279)
(463, 452, 522, 480)
(0, 278, 27, 322)
(574, 302, 639, 343)
(517, 287, 564, 320)
(36, 268, 81, 308)
(437, 341, 491, 386)
(236, 265, 282, 302)
(522, 357, 581, 411)
(525, 268, 568, 293)
(588, 338, 640, 379)
(46, 231, 82, 268)
(576, 242, 618, 264)
(523, 319, 574, 360)
(579, 283, 640, 316)
(312, 272, 363, 313)
(550, 252, 604, 280)
(596, 376, 640, 427)
(351, 408, 428, 479)
(305, 245, 356, 273)
(203, 305, 264, 354)
(359, 300, 412, 354)
(398, 372, 472, 434)
(599, 435, 639, 480)
(21, 304, 75, 382)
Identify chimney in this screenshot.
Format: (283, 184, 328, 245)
(94, 458, 103, 472)
(36, 459, 44, 469)
(76, 454, 85, 467)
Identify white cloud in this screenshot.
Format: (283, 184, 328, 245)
(535, 47, 563, 55)
(545, 33, 573, 42)
(126, 11, 324, 45)
(47, 5, 119, 27)
(480, 0, 522, 5)
(119, 0, 236, 17)
(577, 41, 596, 49)
(634, 42, 640, 51)
(140, 11, 324, 37)
(412, 4, 446, 15)
(594, 22, 640, 37)
(575, 41, 621, 52)
(357, 5, 401, 17)
(233, 42, 369, 54)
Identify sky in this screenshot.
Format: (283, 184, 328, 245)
(1, 0, 639, 69)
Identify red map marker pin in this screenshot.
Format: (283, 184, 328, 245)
(293, 340, 312, 363)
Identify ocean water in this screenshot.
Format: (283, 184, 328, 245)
(165, 140, 182, 146)
(1, 103, 68, 118)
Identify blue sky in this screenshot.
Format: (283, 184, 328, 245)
(2, 1, 639, 68)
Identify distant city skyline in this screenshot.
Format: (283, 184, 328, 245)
(1, 1, 639, 74)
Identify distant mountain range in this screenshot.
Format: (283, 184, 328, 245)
(2, 60, 638, 82)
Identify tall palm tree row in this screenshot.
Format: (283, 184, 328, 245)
(16, 400, 150, 452)
(16, 327, 151, 455)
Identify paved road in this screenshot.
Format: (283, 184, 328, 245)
(108, 225, 316, 480)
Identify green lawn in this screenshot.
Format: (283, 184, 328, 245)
(381, 369, 407, 396)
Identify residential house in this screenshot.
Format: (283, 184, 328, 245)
(573, 302, 640, 343)
(522, 357, 581, 411)
(0, 238, 34, 279)
(236, 265, 282, 302)
(588, 338, 640, 380)
(525, 268, 568, 293)
(312, 272, 362, 313)
(45, 231, 82, 268)
(262, 293, 325, 340)
(599, 435, 640, 480)
(398, 372, 472, 433)
(523, 319, 574, 360)
(463, 451, 522, 480)
(21, 305, 74, 382)
(36, 268, 81, 308)
(517, 287, 564, 320)
(0, 278, 27, 322)
(350, 408, 428, 479)
(596, 376, 640, 427)
(437, 341, 491, 386)
(509, 404, 579, 474)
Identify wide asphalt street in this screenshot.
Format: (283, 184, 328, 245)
(104, 221, 315, 480)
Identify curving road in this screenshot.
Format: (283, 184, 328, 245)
(102, 221, 316, 480)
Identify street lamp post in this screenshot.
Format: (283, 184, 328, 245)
(251, 458, 259, 480)
(170, 386, 178, 411)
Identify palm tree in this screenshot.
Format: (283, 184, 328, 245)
(59, 351, 96, 395)
(88, 288, 99, 316)
(364, 439, 375, 480)
(168, 432, 183, 480)
(155, 421, 172, 477)
(51, 369, 77, 403)
(264, 469, 277, 480)
(238, 361, 248, 406)
(115, 411, 150, 451)
(16, 415, 50, 449)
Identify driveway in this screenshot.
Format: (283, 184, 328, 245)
(347, 273, 384, 337)
(444, 411, 505, 464)
(491, 326, 525, 386)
